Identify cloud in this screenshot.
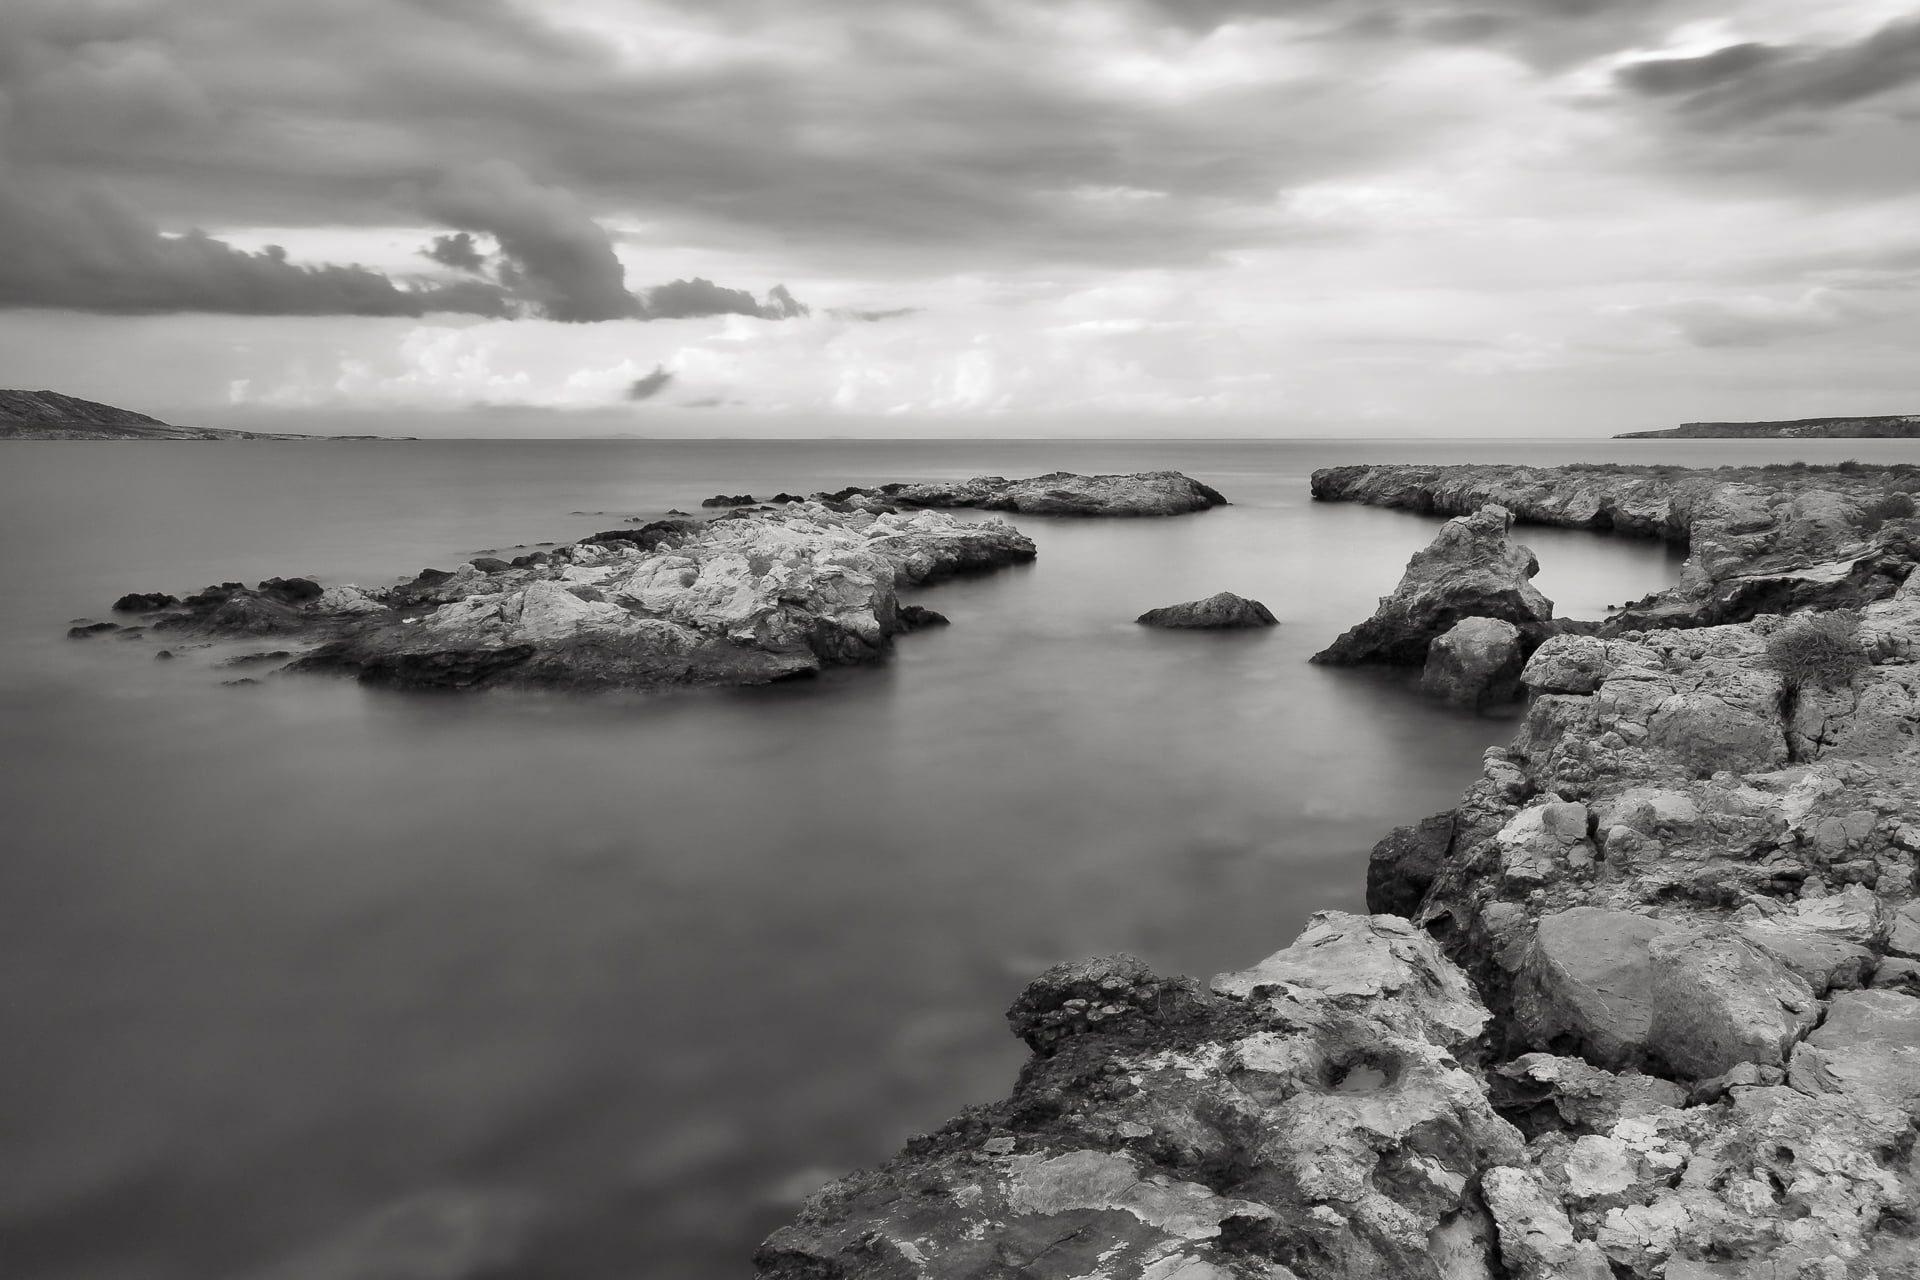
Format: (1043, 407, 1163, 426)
(422, 232, 488, 271)
(626, 364, 674, 400)
(1616, 17, 1920, 124)
(421, 160, 638, 322)
(641, 277, 809, 321)
(0, 176, 513, 317)
(1633, 288, 1887, 347)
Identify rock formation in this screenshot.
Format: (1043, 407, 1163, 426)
(106, 504, 1036, 691)
(827, 471, 1229, 517)
(761, 463, 1920, 1280)
(1311, 462, 1919, 630)
(1136, 591, 1278, 629)
(1312, 504, 1554, 666)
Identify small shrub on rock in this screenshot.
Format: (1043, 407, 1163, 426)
(1855, 489, 1917, 532)
(1765, 611, 1868, 691)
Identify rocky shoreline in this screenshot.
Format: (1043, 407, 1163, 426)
(88, 471, 1222, 691)
(757, 462, 1920, 1279)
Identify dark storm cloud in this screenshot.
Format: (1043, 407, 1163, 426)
(0, 177, 513, 317)
(422, 160, 638, 322)
(626, 365, 675, 401)
(1617, 18, 1920, 124)
(423, 232, 488, 272)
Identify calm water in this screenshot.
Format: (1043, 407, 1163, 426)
(2, 436, 1913, 1280)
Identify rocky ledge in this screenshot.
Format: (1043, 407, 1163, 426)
(105, 503, 1035, 690)
(761, 464, 1920, 1280)
(1312, 462, 1919, 631)
(829, 470, 1229, 517)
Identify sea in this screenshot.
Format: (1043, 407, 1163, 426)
(3, 435, 1915, 1280)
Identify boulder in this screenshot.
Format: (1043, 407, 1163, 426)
(1135, 591, 1277, 629)
(1421, 616, 1524, 707)
(1646, 929, 1818, 1080)
(1312, 505, 1554, 666)
(1511, 907, 1668, 1069)
(1520, 634, 1609, 694)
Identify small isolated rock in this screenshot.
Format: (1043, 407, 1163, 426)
(66, 621, 120, 639)
(1135, 591, 1277, 629)
(700, 493, 756, 508)
(897, 604, 949, 631)
(1422, 616, 1525, 707)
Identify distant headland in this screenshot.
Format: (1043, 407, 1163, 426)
(0, 390, 402, 440)
(1616, 413, 1920, 439)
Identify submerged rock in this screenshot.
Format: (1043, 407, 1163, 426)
(1312, 504, 1554, 666)
(831, 470, 1228, 517)
(1135, 591, 1277, 629)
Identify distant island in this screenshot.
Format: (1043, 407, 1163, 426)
(0, 389, 402, 440)
(1616, 413, 1920, 439)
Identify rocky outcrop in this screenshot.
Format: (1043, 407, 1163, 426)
(1312, 505, 1554, 666)
(110, 504, 1036, 691)
(1311, 462, 1920, 630)
(1422, 617, 1525, 707)
(759, 914, 1524, 1280)
(1136, 591, 1277, 629)
(829, 471, 1228, 517)
(764, 465, 1920, 1280)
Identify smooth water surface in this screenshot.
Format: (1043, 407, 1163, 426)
(3, 436, 1909, 1279)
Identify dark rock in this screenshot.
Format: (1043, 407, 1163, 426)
(666, 508, 689, 516)
(66, 621, 119, 638)
(112, 591, 179, 612)
(413, 568, 453, 586)
(1366, 811, 1455, 917)
(154, 649, 174, 660)
(470, 557, 512, 573)
(834, 471, 1227, 517)
(897, 604, 949, 630)
(257, 576, 322, 603)
(700, 493, 756, 507)
(221, 677, 260, 687)
(769, 492, 803, 503)
(1135, 591, 1277, 629)
(508, 552, 551, 568)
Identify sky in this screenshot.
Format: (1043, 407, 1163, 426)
(0, 0, 1917, 437)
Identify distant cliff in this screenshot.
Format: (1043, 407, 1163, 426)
(0, 389, 307, 440)
(1617, 414, 1920, 439)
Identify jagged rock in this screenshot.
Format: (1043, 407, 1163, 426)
(1647, 929, 1818, 1080)
(700, 493, 756, 507)
(758, 915, 1522, 1279)
(1787, 988, 1920, 1114)
(1312, 505, 1554, 666)
(67, 621, 120, 638)
(1492, 1054, 1686, 1132)
(1421, 616, 1524, 707)
(836, 470, 1228, 518)
(1135, 591, 1278, 629)
(1481, 1167, 1612, 1280)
